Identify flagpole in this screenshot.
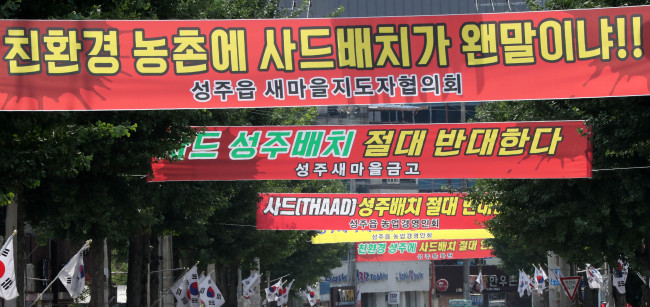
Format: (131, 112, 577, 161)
(29, 240, 92, 307)
(269, 274, 290, 283)
(150, 267, 189, 307)
(6, 230, 16, 242)
(2, 230, 18, 301)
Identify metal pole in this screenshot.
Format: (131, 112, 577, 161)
(162, 235, 173, 307)
(605, 263, 613, 307)
(463, 260, 470, 300)
(306, 0, 312, 18)
(104, 239, 109, 306)
(351, 248, 358, 306)
(461, 100, 470, 301)
(460, 101, 466, 123)
(147, 261, 151, 307)
(430, 260, 435, 307)
(266, 272, 270, 307)
(158, 236, 162, 307)
(252, 259, 261, 307)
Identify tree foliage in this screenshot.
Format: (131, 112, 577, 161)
(471, 97, 650, 273)
(2, 2, 349, 306)
(467, 0, 650, 277)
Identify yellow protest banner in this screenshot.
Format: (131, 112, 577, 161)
(311, 229, 493, 244)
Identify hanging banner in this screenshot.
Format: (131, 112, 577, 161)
(355, 238, 494, 262)
(1, 5, 649, 111)
(150, 121, 592, 181)
(311, 229, 493, 244)
(257, 193, 495, 231)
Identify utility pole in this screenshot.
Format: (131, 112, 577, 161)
(548, 252, 571, 307)
(460, 100, 470, 301)
(348, 178, 359, 307)
(348, 247, 356, 294)
(463, 261, 470, 300)
(430, 260, 437, 307)
(161, 235, 174, 307)
(251, 258, 261, 307)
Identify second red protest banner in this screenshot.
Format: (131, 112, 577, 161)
(150, 121, 592, 181)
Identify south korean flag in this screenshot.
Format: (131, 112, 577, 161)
(0, 233, 18, 300)
(199, 275, 225, 307)
(58, 243, 89, 299)
(172, 265, 199, 307)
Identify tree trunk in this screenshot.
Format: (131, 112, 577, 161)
(643, 283, 650, 307)
(583, 282, 600, 307)
(614, 287, 627, 307)
(87, 239, 105, 307)
(626, 271, 647, 307)
(126, 228, 151, 307)
(637, 239, 650, 307)
(215, 263, 238, 307)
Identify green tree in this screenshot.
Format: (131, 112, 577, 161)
(471, 3, 650, 302)
(20, 110, 210, 306)
(160, 160, 349, 306)
(0, 111, 140, 307)
(470, 0, 650, 269)
(471, 98, 650, 295)
(3, 2, 350, 307)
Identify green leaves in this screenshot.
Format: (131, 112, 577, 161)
(472, 96, 650, 271)
(0, 0, 22, 18)
(2, 0, 354, 299)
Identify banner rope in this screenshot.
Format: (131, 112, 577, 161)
(592, 165, 650, 172)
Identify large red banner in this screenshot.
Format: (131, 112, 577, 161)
(1, 6, 649, 111)
(150, 121, 592, 181)
(257, 193, 495, 231)
(355, 239, 494, 262)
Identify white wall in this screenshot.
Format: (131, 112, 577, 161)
(356, 261, 430, 293)
(366, 290, 429, 307)
(326, 261, 431, 307)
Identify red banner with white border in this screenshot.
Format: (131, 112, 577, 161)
(355, 239, 494, 262)
(1, 5, 649, 111)
(257, 193, 495, 231)
(150, 121, 592, 181)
